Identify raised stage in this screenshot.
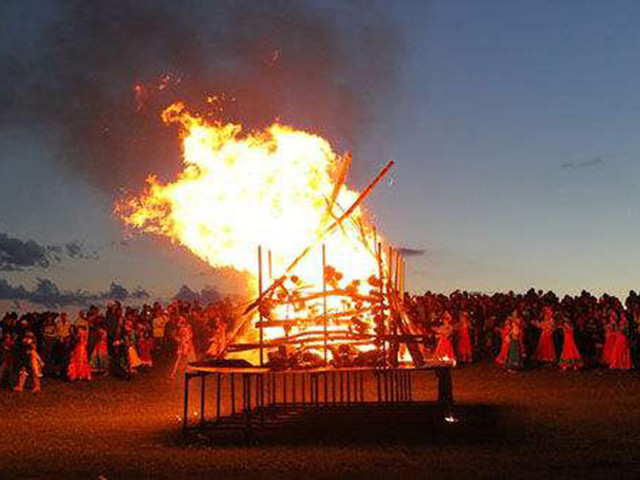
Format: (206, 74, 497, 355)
(182, 361, 454, 439)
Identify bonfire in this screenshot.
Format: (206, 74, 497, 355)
(117, 100, 426, 368)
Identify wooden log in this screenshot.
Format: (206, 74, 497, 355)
(387, 289, 425, 366)
(271, 289, 377, 306)
(320, 152, 352, 230)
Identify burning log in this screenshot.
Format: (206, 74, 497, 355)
(271, 289, 377, 306)
(255, 308, 374, 328)
(320, 152, 352, 230)
(242, 160, 395, 317)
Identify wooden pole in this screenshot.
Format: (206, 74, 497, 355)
(388, 246, 399, 367)
(320, 152, 352, 231)
(268, 249, 273, 281)
(322, 244, 328, 365)
(401, 256, 406, 295)
(258, 245, 264, 367)
(395, 250, 401, 296)
(377, 241, 386, 364)
(387, 245, 393, 295)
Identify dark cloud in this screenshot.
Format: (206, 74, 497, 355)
(0, 233, 52, 271)
(106, 282, 129, 301)
(0, 277, 150, 308)
(131, 287, 150, 300)
(397, 247, 425, 257)
(561, 155, 621, 169)
(173, 285, 199, 303)
(0, 233, 99, 271)
(173, 284, 221, 303)
(0, 278, 29, 299)
(65, 241, 99, 260)
(0, 0, 408, 195)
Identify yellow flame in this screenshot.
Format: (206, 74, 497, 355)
(117, 101, 385, 351)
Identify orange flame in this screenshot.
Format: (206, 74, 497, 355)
(117, 101, 386, 351)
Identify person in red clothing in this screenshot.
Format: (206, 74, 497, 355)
(600, 309, 618, 366)
(558, 320, 583, 371)
(495, 320, 511, 367)
(67, 325, 92, 381)
(533, 305, 557, 364)
(136, 322, 153, 368)
(170, 317, 196, 378)
(434, 311, 456, 364)
(456, 309, 473, 362)
(610, 315, 632, 370)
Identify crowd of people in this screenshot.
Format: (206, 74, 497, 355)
(405, 289, 640, 371)
(2, 288, 639, 393)
(0, 299, 237, 392)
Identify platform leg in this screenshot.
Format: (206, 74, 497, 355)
(200, 374, 206, 426)
(183, 373, 190, 430)
(436, 367, 453, 407)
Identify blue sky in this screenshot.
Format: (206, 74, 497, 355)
(1, 0, 640, 303)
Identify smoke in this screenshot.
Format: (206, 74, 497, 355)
(0, 0, 407, 195)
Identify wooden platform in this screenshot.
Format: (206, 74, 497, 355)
(182, 363, 454, 438)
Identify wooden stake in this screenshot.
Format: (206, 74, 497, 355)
(258, 245, 264, 367)
(322, 244, 328, 365)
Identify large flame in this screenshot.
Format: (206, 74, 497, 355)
(117, 101, 387, 353)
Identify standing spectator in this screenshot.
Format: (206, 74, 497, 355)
(171, 317, 196, 379)
(495, 320, 511, 367)
(136, 322, 153, 368)
(53, 313, 72, 377)
(152, 305, 168, 351)
(14, 332, 44, 392)
(533, 306, 557, 364)
(558, 320, 583, 371)
(90, 323, 110, 374)
(610, 315, 632, 370)
(434, 311, 455, 363)
(504, 312, 525, 371)
(601, 310, 617, 366)
(41, 314, 58, 376)
(67, 325, 91, 381)
(0, 332, 17, 388)
(456, 309, 473, 362)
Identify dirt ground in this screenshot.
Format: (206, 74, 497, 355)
(2, 361, 640, 479)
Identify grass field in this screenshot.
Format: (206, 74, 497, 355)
(2, 361, 640, 479)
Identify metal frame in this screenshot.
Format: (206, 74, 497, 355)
(182, 364, 453, 435)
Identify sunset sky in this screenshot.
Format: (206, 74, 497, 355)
(1, 0, 640, 307)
